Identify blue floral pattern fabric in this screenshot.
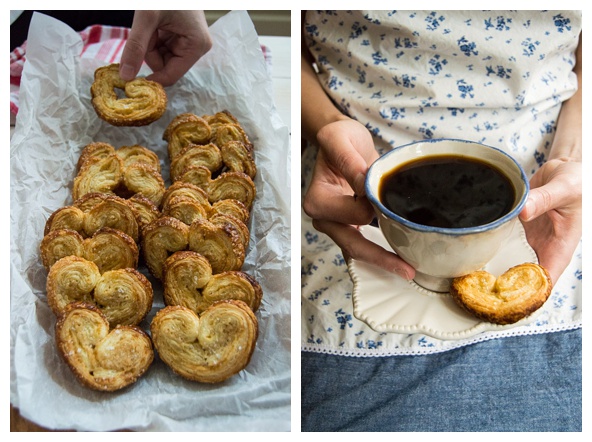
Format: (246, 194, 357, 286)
(301, 10, 582, 356)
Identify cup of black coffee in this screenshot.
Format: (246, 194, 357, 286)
(365, 138, 529, 292)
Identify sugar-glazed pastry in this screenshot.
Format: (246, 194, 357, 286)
(450, 263, 553, 325)
(127, 194, 161, 231)
(188, 218, 245, 274)
(150, 301, 258, 383)
(56, 302, 153, 391)
(45, 195, 141, 243)
(72, 151, 123, 201)
(163, 251, 261, 314)
(169, 143, 223, 182)
(141, 217, 189, 280)
(176, 166, 256, 209)
(41, 227, 138, 272)
(91, 63, 167, 126)
(220, 141, 257, 179)
(163, 113, 212, 160)
(47, 256, 153, 327)
(74, 142, 165, 205)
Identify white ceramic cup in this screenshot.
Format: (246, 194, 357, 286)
(365, 138, 529, 292)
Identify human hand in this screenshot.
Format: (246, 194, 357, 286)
(119, 11, 212, 87)
(303, 118, 416, 280)
(519, 158, 582, 285)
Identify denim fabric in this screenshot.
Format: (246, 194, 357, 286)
(301, 329, 581, 432)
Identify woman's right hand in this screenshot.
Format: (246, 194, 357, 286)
(303, 117, 416, 280)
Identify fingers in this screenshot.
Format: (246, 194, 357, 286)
(317, 123, 378, 196)
(119, 12, 160, 81)
(520, 160, 581, 222)
(313, 219, 415, 280)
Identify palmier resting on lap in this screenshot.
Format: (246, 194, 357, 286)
(41, 227, 138, 272)
(47, 256, 153, 327)
(91, 63, 167, 126)
(150, 301, 258, 383)
(74, 142, 165, 205)
(45, 195, 140, 242)
(163, 113, 212, 160)
(450, 263, 552, 325)
(56, 302, 153, 391)
(163, 251, 261, 314)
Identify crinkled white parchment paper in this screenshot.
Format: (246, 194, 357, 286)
(10, 11, 291, 431)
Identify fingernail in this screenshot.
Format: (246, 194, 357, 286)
(119, 63, 135, 80)
(354, 173, 366, 196)
(395, 267, 411, 280)
(521, 199, 533, 221)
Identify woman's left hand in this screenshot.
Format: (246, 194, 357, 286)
(519, 158, 582, 285)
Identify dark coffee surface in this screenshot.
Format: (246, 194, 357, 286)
(379, 155, 515, 228)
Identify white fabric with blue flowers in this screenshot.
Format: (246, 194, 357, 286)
(301, 10, 582, 356)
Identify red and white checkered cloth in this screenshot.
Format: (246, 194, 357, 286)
(10, 24, 271, 122)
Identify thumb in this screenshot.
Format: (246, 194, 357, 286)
(520, 181, 566, 222)
(119, 19, 158, 81)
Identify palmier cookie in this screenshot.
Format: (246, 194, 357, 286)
(47, 256, 153, 327)
(163, 251, 262, 314)
(450, 263, 552, 325)
(150, 301, 258, 383)
(56, 302, 153, 391)
(40, 227, 138, 272)
(91, 63, 167, 126)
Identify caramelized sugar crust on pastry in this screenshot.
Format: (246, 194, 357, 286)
(41, 227, 138, 272)
(150, 301, 258, 383)
(47, 256, 153, 327)
(163, 113, 212, 159)
(163, 251, 262, 314)
(450, 263, 553, 325)
(141, 217, 190, 280)
(91, 63, 167, 126)
(74, 142, 165, 206)
(56, 302, 154, 391)
(45, 195, 141, 243)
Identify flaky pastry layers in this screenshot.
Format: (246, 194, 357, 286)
(163, 251, 262, 314)
(450, 263, 552, 325)
(45, 194, 141, 243)
(41, 227, 138, 272)
(47, 256, 153, 328)
(56, 302, 154, 391)
(91, 63, 167, 126)
(150, 301, 258, 383)
(73, 142, 165, 206)
(142, 216, 245, 279)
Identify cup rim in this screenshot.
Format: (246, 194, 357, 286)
(365, 138, 530, 235)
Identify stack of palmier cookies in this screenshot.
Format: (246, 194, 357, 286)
(40, 64, 261, 391)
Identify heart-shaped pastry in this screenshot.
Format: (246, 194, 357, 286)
(56, 302, 154, 391)
(163, 113, 212, 160)
(220, 141, 257, 179)
(47, 256, 153, 327)
(188, 218, 245, 274)
(163, 251, 262, 313)
(141, 216, 189, 280)
(41, 227, 138, 272)
(150, 301, 258, 383)
(450, 263, 552, 325)
(91, 63, 167, 126)
(45, 195, 140, 243)
(74, 142, 165, 205)
(170, 143, 223, 182)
